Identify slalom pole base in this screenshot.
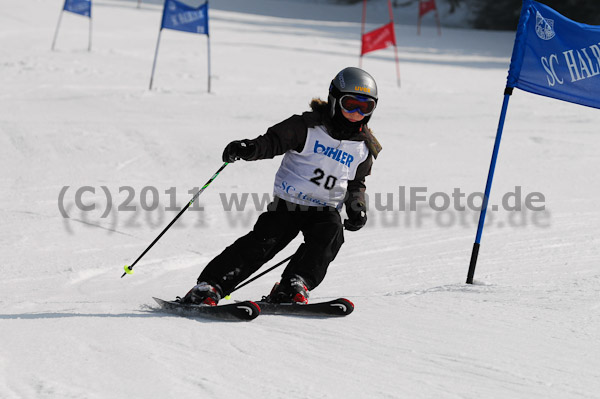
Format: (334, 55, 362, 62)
(466, 243, 480, 284)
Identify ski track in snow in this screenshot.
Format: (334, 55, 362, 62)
(1, 0, 599, 398)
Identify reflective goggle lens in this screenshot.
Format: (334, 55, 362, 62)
(340, 95, 376, 116)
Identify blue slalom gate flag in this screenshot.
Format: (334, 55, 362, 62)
(466, 0, 600, 284)
(64, 0, 91, 17)
(161, 0, 209, 35)
(507, 0, 600, 109)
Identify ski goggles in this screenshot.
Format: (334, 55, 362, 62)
(339, 94, 377, 116)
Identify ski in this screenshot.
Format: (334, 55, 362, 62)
(153, 297, 260, 321)
(254, 298, 354, 317)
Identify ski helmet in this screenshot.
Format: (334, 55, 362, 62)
(328, 67, 378, 119)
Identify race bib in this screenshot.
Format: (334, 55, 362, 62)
(273, 126, 369, 209)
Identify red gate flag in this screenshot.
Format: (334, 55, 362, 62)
(361, 22, 396, 56)
(419, 0, 436, 17)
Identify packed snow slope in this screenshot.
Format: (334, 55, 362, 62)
(1, 0, 599, 398)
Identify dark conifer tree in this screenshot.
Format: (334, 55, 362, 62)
(472, 0, 600, 30)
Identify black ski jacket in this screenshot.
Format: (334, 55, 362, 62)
(245, 99, 382, 208)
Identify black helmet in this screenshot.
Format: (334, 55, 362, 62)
(328, 67, 378, 119)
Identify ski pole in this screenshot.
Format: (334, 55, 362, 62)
(228, 254, 294, 296)
(121, 162, 229, 278)
(227, 244, 305, 296)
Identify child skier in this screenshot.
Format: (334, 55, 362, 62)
(180, 67, 382, 306)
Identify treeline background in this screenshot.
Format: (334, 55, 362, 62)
(348, 0, 600, 30)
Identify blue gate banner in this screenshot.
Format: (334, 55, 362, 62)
(161, 0, 208, 35)
(64, 0, 91, 17)
(507, 0, 600, 109)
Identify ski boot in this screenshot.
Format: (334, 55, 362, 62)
(265, 275, 309, 304)
(178, 282, 222, 306)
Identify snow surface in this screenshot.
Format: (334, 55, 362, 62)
(1, 0, 599, 398)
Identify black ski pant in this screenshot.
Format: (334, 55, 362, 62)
(198, 197, 345, 295)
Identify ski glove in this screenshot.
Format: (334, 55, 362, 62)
(222, 140, 256, 163)
(344, 201, 367, 231)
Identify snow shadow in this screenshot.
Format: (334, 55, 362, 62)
(0, 310, 240, 323)
(0, 312, 161, 319)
